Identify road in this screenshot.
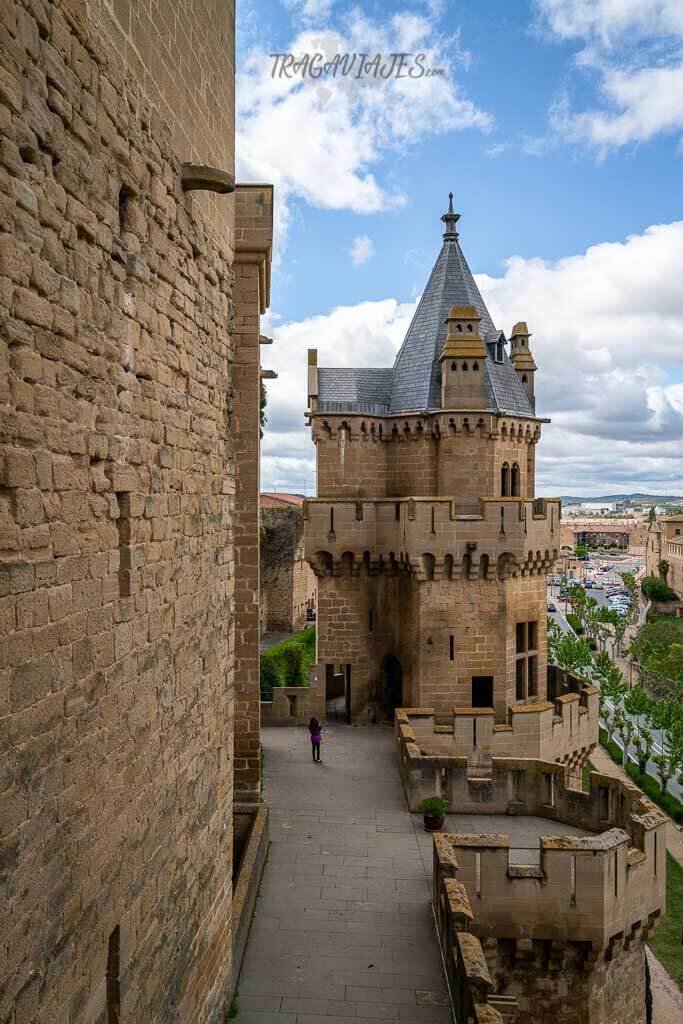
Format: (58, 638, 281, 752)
(547, 556, 682, 802)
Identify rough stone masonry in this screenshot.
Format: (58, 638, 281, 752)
(0, 2, 270, 1022)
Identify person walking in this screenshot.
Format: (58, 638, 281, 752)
(308, 716, 322, 763)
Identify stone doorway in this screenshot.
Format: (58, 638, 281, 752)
(382, 655, 403, 720)
(326, 663, 351, 723)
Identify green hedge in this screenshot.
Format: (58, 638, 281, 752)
(599, 728, 683, 824)
(260, 627, 316, 698)
(566, 612, 583, 634)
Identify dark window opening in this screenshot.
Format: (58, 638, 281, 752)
(472, 361, 479, 371)
(501, 463, 510, 497)
(515, 621, 539, 700)
(395, 502, 400, 521)
(472, 676, 493, 708)
(462, 362, 468, 371)
(449, 635, 455, 661)
(118, 185, 132, 236)
(511, 463, 520, 497)
(116, 493, 132, 598)
(107, 926, 121, 1024)
(516, 659, 525, 700)
(467, 323, 473, 332)
(451, 361, 457, 370)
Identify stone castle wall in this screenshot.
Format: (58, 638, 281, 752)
(261, 503, 315, 634)
(432, 769, 666, 1024)
(0, 1, 248, 1021)
(314, 413, 539, 507)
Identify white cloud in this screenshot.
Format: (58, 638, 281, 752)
(282, 0, 337, 23)
(535, 0, 683, 151)
(236, 11, 492, 250)
(350, 234, 374, 267)
(261, 221, 683, 495)
(536, 0, 683, 44)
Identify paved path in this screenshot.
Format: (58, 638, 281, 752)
(236, 722, 452, 1024)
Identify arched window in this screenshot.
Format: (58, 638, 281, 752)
(462, 362, 468, 371)
(451, 361, 457, 370)
(472, 361, 479, 371)
(511, 463, 520, 497)
(501, 463, 510, 497)
(522, 374, 528, 383)
(456, 323, 463, 333)
(467, 323, 473, 333)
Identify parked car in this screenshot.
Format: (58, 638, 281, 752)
(547, 601, 557, 612)
(592, 581, 604, 590)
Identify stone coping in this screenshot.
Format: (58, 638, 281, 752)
(231, 803, 270, 998)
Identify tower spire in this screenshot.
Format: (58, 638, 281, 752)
(440, 191, 460, 240)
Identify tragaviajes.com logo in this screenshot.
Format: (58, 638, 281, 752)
(270, 51, 446, 80)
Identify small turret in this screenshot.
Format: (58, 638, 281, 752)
(439, 305, 488, 410)
(509, 322, 537, 411)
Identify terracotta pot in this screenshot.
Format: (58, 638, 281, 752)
(423, 813, 445, 832)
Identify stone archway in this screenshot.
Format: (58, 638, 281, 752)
(382, 655, 403, 720)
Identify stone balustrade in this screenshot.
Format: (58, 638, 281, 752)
(304, 496, 561, 579)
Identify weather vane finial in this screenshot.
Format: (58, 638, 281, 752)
(441, 192, 460, 239)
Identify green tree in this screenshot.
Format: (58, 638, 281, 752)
(647, 505, 656, 525)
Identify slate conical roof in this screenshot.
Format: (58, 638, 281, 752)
(390, 201, 497, 412)
(315, 196, 536, 419)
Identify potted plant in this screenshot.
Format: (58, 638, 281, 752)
(419, 796, 447, 832)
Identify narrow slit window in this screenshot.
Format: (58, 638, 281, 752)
(107, 925, 121, 1024)
(570, 856, 576, 905)
(330, 507, 334, 533)
(475, 852, 481, 897)
(116, 493, 132, 598)
(449, 635, 455, 661)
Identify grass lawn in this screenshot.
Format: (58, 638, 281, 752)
(648, 852, 683, 990)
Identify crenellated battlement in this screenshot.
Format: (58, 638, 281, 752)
(430, 769, 667, 1022)
(304, 496, 560, 579)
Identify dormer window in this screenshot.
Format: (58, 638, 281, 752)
(456, 323, 462, 333)
(496, 340, 504, 362)
(467, 323, 473, 333)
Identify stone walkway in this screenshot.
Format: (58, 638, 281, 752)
(236, 722, 452, 1024)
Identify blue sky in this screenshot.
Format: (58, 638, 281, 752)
(236, 0, 683, 496)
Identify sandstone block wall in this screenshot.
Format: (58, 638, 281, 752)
(260, 503, 315, 633)
(0, 1, 246, 1021)
(233, 185, 272, 801)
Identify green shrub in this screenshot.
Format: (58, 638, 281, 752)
(419, 796, 447, 816)
(599, 728, 683, 824)
(259, 627, 316, 698)
(566, 613, 583, 634)
(642, 575, 679, 602)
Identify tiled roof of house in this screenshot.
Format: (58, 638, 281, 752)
(260, 493, 306, 508)
(316, 198, 536, 419)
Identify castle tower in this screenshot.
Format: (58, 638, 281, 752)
(509, 321, 537, 412)
(305, 195, 563, 741)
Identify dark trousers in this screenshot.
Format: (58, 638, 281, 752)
(312, 741, 320, 762)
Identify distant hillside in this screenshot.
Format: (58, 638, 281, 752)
(557, 493, 683, 505)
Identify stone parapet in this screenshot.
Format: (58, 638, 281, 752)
(304, 496, 560, 579)
(397, 678, 598, 790)
(424, 760, 667, 948)
(431, 776, 666, 1022)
